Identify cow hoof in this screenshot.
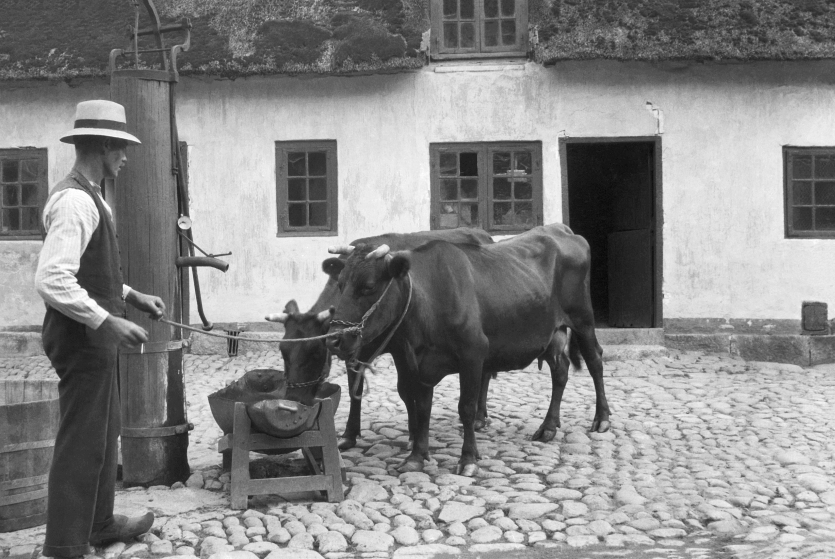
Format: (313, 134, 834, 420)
(338, 437, 357, 451)
(590, 419, 611, 433)
(531, 427, 556, 442)
(474, 417, 491, 431)
(456, 463, 479, 477)
(396, 458, 424, 473)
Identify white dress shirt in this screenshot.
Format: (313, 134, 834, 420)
(35, 181, 131, 329)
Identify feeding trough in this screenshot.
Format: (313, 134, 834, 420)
(208, 368, 287, 435)
(208, 368, 340, 439)
(211, 368, 346, 505)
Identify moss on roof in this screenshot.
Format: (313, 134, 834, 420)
(0, 0, 426, 80)
(533, 0, 835, 63)
(2, 0, 835, 80)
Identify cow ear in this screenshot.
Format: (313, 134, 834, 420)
(387, 253, 411, 279)
(322, 257, 345, 279)
(284, 300, 300, 315)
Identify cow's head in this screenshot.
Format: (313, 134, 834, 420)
(324, 243, 411, 360)
(266, 300, 333, 404)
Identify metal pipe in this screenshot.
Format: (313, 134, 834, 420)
(176, 256, 229, 272)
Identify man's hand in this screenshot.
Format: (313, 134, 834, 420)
(125, 290, 166, 320)
(97, 315, 149, 348)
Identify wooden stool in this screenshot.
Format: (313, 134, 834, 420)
(217, 398, 345, 508)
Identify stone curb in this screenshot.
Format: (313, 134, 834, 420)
(666, 333, 835, 367)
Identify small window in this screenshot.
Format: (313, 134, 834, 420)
(785, 147, 835, 238)
(276, 141, 338, 236)
(431, 0, 528, 59)
(430, 142, 542, 233)
(1, 148, 48, 239)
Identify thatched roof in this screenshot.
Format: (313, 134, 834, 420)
(2, 0, 835, 80)
(535, 0, 835, 63)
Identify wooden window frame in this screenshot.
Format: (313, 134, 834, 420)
(0, 148, 48, 240)
(431, 0, 528, 60)
(784, 146, 835, 239)
(275, 140, 338, 237)
(430, 141, 542, 234)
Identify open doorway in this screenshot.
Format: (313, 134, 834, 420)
(560, 138, 662, 328)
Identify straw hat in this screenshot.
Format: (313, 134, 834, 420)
(60, 100, 141, 145)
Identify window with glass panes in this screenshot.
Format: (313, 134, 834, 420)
(784, 148, 835, 238)
(432, 0, 528, 58)
(1, 149, 48, 239)
(276, 141, 338, 236)
(430, 142, 542, 233)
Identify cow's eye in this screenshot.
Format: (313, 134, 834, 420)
(360, 284, 375, 296)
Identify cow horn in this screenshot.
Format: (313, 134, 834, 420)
(366, 244, 390, 259)
(316, 307, 334, 323)
(265, 312, 288, 323)
(328, 245, 355, 255)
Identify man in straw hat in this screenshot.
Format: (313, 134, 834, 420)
(35, 100, 165, 556)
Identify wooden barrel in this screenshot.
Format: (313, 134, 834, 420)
(0, 380, 60, 532)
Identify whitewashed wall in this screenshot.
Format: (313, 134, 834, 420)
(0, 83, 99, 326)
(2, 60, 835, 326)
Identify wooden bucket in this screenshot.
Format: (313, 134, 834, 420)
(0, 380, 60, 532)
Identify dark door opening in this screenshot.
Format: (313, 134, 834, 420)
(563, 140, 660, 328)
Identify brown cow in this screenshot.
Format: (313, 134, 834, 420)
(324, 223, 610, 476)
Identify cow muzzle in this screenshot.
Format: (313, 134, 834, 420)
(326, 328, 360, 359)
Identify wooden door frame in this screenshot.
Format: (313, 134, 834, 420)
(558, 136, 663, 328)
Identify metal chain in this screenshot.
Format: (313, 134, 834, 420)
(286, 351, 332, 389)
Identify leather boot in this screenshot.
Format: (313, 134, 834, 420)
(89, 513, 154, 546)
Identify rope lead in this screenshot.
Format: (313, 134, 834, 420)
(158, 317, 361, 343)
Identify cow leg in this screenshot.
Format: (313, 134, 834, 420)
(396, 380, 433, 473)
(574, 326, 610, 433)
(474, 371, 492, 432)
(532, 329, 570, 442)
(391, 348, 429, 471)
(338, 366, 363, 450)
(456, 358, 485, 477)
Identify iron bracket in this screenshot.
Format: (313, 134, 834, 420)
(110, 0, 192, 81)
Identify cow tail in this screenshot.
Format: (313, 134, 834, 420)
(567, 329, 583, 370)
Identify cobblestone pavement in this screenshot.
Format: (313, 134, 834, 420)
(2, 349, 835, 559)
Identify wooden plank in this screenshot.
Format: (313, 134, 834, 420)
(243, 476, 331, 495)
(608, 230, 653, 328)
(611, 144, 653, 232)
(231, 403, 251, 509)
(22, 382, 39, 405)
(318, 399, 345, 502)
(302, 448, 322, 475)
(6, 381, 24, 406)
(246, 431, 324, 451)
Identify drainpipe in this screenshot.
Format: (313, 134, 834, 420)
(646, 101, 665, 134)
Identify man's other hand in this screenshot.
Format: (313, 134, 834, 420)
(98, 315, 149, 347)
(126, 290, 166, 319)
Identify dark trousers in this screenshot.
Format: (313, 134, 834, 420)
(42, 307, 120, 557)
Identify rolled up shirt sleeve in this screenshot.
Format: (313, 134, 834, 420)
(35, 189, 111, 329)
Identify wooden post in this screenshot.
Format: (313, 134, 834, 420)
(111, 69, 190, 486)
